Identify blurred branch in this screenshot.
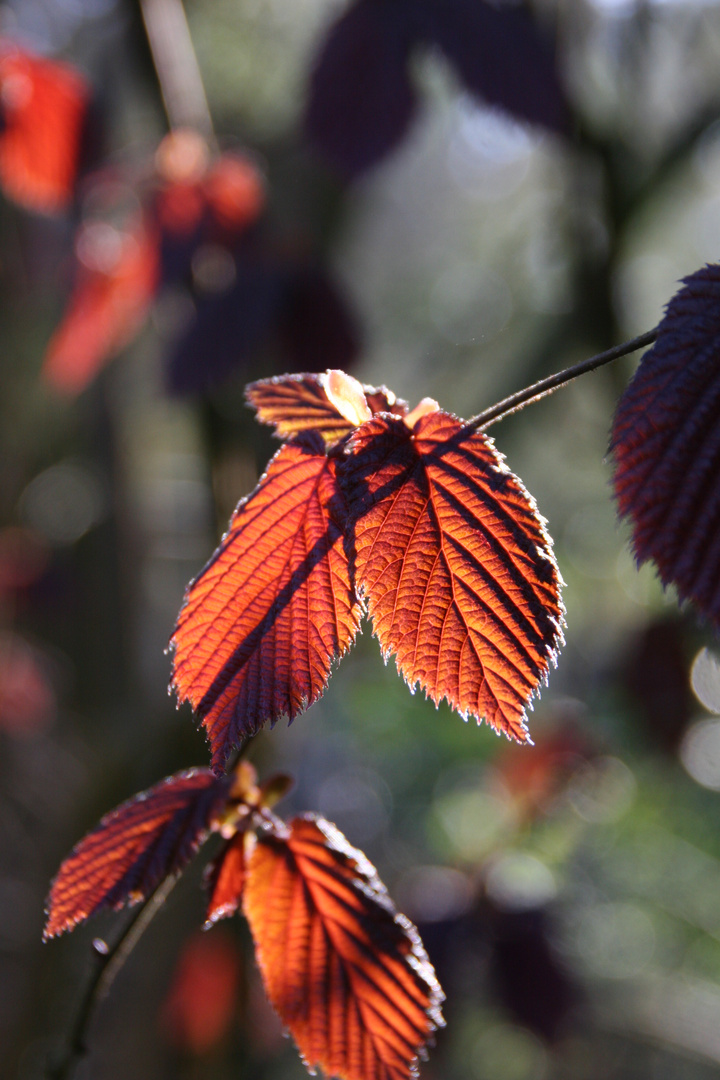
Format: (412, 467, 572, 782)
(139, 0, 214, 137)
(464, 327, 658, 432)
(47, 875, 177, 1080)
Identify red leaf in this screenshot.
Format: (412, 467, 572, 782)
(42, 217, 159, 395)
(171, 438, 362, 770)
(611, 265, 720, 629)
(160, 929, 240, 1055)
(0, 40, 89, 213)
(44, 769, 228, 939)
(246, 372, 406, 446)
(204, 834, 246, 928)
(243, 815, 444, 1080)
(340, 411, 564, 741)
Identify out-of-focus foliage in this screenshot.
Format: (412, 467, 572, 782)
(7, 1, 720, 1079)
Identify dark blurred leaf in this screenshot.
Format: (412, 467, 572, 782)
(278, 264, 361, 373)
(612, 264, 720, 629)
(417, 0, 567, 134)
(305, 0, 418, 176)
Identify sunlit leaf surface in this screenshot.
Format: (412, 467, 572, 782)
(246, 372, 405, 446)
(204, 834, 246, 928)
(171, 438, 362, 770)
(340, 411, 564, 741)
(243, 815, 444, 1080)
(44, 770, 228, 939)
(612, 264, 720, 629)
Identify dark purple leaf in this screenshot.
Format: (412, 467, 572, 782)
(305, 0, 418, 176)
(417, 0, 567, 134)
(611, 264, 720, 629)
(278, 264, 361, 372)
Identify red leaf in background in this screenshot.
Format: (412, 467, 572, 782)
(204, 834, 246, 927)
(243, 815, 444, 1080)
(44, 769, 228, 939)
(611, 265, 720, 629)
(0, 632, 55, 735)
(160, 929, 240, 1055)
(42, 216, 159, 395)
(0, 40, 89, 213)
(171, 438, 362, 770)
(246, 372, 407, 446)
(340, 411, 564, 742)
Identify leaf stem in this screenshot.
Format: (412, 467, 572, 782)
(47, 875, 177, 1080)
(139, 0, 214, 137)
(463, 327, 659, 433)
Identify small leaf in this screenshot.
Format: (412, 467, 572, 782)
(44, 769, 229, 939)
(0, 40, 90, 213)
(171, 439, 362, 770)
(340, 411, 564, 741)
(611, 264, 720, 629)
(305, 0, 418, 176)
(246, 372, 406, 446)
(42, 217, 159, 395)
(243, 815, 444, 1080)
(204, 834, 247, 928)
(322, 369, 372, 427)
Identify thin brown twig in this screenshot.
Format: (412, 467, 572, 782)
(47, 875, 177, 1080)
(139, 0, 214, 137)
(462, 327, 659, 433)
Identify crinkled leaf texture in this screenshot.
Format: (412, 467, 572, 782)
(171, 435, 362, 771)
(44, 769, 228, 939)
(0, 40, 89, 213)
(612, 264, 720, 629)
(340, 411, 564, 741)
(243, 815, 444, 1080)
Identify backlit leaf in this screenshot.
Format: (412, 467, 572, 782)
(340, 411, 564, 741)
(243, 815, 444, 1080)
(171, 438, 362, 770)
(0, 40, 89, 213)
(42, 217, 159, 395)
(44, 769, 228, 939)
(611, 265, 720, 629)
(204, 834, 247, 928)
(246, 372, 406, 446)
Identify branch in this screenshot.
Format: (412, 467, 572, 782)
(139, 0, 214, 136)
(463, 327, 659, 433)
(47, 875, 177, 1080)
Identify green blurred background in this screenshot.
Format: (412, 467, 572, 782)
(5, 0, 720, 1077)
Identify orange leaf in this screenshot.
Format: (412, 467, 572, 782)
(42, 217, 159, 395)
(44, 769, 228, 939)
(0, 40, 89, 213)
(204, 834, 247, 928)
(243, 816, 444, 1080)
(171, 438, 362, 770)
(246, 372, 407, 446)
(160, 929, 241, 1055)
(340, 411, 564, 742)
